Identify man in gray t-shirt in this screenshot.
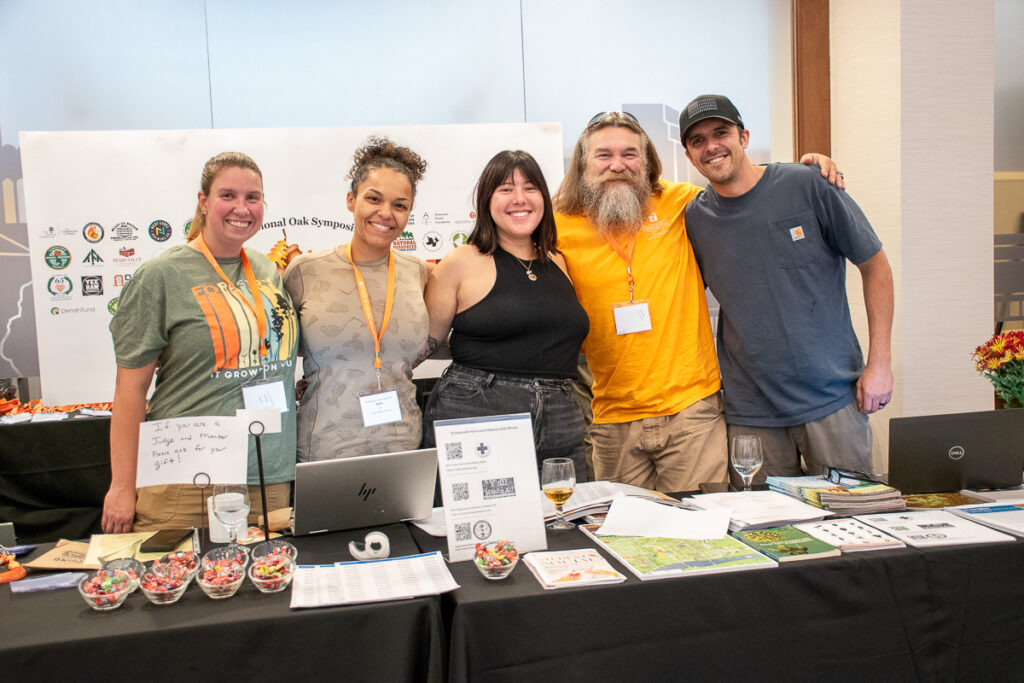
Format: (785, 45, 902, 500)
(680, 94, 894, 484)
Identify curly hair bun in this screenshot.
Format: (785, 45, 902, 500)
(348, 136, 428, 193)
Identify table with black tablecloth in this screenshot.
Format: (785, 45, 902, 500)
(412, 525, 1024, 682)
(2, 524, 445, 681)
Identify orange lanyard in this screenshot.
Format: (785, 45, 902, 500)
(602, 232, 637, 303)
(346, 243, 396, 387)
(195, 235, 268, 357)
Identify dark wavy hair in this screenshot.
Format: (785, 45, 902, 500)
(467, 150, 558, 264)
(347, 136, 428, 197)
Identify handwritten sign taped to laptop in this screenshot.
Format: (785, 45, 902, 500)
(136, 416, 248, 488)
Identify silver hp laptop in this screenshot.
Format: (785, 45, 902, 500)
(292, 448, 437, 535)
(887, 410, 1024, 494)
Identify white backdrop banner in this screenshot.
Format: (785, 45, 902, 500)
(21, 123, 564, 405)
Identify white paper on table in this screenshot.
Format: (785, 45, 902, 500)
(136, 416, 247, 488)
(409, 507, 448, 537)
(596, 495, 731, 539)
(30, 412, 67, 422)
(289, 552, 460, 608)
(0, 414, 32, 424)
(692, 490, 831, 527)
(235, 408, 282, 435)
(433, 413, 547, 561)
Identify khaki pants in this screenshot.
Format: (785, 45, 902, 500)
(726, 401, 873, 487)
(134, 482, 291, 532)
(590, 393, 728, 493)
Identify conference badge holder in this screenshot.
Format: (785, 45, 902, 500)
(358, 386, 403, 427)
(613, 299, 653, 335)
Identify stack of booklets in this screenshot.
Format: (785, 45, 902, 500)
(852, 510, 1016, 547)
(540, 481, 696, 522)
(732, 525, 841, 562)
(522, 549, 627, 589)
(579, 524, 776, 580)
(767, 475, 906, 515)
(793, 518, 906, 552)
(959, 488, 1024, 503)
(689, 490, 832, 532)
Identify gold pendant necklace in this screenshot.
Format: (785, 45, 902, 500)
(513, 254, 537, 281)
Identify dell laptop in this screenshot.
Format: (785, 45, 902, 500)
(887, 410, 1024, 494)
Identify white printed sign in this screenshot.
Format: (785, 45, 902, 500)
(136, 416, 248, 488)
(434, 413, 547, 562)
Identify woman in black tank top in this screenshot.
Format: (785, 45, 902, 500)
(420, 151, 590, 482)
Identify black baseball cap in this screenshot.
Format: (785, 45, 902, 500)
(678, 95, 744, 146)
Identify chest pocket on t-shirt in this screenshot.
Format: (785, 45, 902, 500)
(767, 211, 827, 269)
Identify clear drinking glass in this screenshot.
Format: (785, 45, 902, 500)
(730, 435, 764, 492)
(212, 485, 250, 548)
(542, 457, 576, 531)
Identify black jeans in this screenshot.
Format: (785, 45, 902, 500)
(422, 363, 588, 482)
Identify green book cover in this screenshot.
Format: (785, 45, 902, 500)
(733, 525, 841, 562)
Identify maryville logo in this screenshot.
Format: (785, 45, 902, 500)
(149, 219, 172, 242)
(81, 275, 103, 296)
(83, 222, 104, 243)
(107, 297, 119, 315)
(422, 231, 442, 252)
(82, 249, 104, 266)
(113, 273, 133, 288)
(44, 245, 72, 269)
(393, 231, 417, 252)
(110, 222, 138, 241)
(450, 232, 468, 248)
(47, 275, 73, 299)
(114, 246, 142, 265)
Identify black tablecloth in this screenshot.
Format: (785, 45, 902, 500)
(2, 524, 444, 681)
(412, 525, 1024, 682)
(0, 416, 111, 542)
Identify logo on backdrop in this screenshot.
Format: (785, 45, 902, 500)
(44, 245, 72, 269)
(110, 221, 138, 241)
(422, 231, 442, 252)
(81, 275, 103, 296)
(47, 275, 73, 299)
(113, 273, 133, 288)
(50, 307, 60, 316)
(82, 249, 104, 266)
(393, 231, 417, 252)
(83, 222, 104, 243)
(114, 246, 142, 265)
(450, 232, 468, 248)
(107, 297, 119, 316)
(149, 219, 172, 242)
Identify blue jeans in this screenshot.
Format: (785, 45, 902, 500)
(422, 363, 589, 482)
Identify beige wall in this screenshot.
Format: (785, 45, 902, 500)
(831, 0, 995, 472)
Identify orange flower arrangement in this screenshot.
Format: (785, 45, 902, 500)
(972, 331, 1024, 408)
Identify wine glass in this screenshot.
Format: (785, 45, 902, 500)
(212, 484, 250, 549)
(731, 435, 764, 492)
(542, 457, 576, 531)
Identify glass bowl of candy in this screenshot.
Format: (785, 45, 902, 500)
(202, 545, 250, 572)
(101, 557, 145, 593)
(250, 539, 298, 563)
(139, 565, 190, 605)
(473, 540, 518, 580)
(196, 557, 245, 599)
(248, 553, 296, 593)
(152, 550, 198, 585)
(78, 569, 133, 611)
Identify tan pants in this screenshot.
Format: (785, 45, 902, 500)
(134, 482, 291, 531)
(590, 393, 728, 493)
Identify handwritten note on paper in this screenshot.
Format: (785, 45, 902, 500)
(136, 416, 248, 488)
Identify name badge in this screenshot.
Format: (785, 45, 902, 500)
(613, 301, 652, 335)
(359, 388, 403, 427)
(242, 380, 288, 412)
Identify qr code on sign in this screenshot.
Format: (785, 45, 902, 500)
(452, 482, 469, 501)
(454, 522, 471, 541)
(482, 477, 516, 500)
(445, 442, 463, 461)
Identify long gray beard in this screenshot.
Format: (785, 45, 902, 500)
(584, 175, 648, 236)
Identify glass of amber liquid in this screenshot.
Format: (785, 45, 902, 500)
(542, 457, 576, 531)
